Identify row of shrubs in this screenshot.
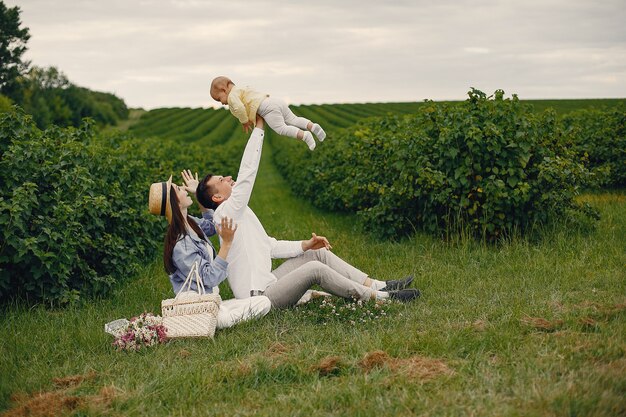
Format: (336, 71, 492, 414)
(0, 108, 244, 304)
(1, 93, 622, 303)
(561, 108, 626, 187)
(271, 89, 623, 239)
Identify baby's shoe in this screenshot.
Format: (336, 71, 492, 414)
(302, 131, 316, 151)
(311, 123, 326, 142)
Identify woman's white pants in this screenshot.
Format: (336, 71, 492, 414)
(216, 295, 272, 329)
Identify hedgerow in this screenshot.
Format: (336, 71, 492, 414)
(0, 95, 13, 113)
(0, 110, 162, 303)
(272, 89, 598, 239)
(560, 107, 626, 186)
(0, 108, 243, 305)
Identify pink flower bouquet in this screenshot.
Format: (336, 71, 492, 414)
(112, 312, 168, 352)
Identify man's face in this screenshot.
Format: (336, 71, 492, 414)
(207, 175, 235, 203)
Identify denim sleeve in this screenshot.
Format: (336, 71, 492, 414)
(172, 238, 228, 292)
(189, 210, 217, 237)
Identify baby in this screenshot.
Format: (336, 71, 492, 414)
(210, 76, 326, 150)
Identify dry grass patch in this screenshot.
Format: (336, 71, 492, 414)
(235, 362, 253, 377)
(595, 357, 626, 379)
(84, 385, 118, 410)
(2, 372, 118, 417)
(394, 356, 453, 381)
(52, 371, 97, 388)
(567, 300, 625, 328)
(520, 316, 564, 332)
(358, 350, 390, 372)
(449, 319, 488, 331)
(358, 350, 453, 382)
(228, 342, 294, 377)
(578, 317, 599, 328)
(178, 348, 192, 358)
(3, 391, 82, 417)
(603, 302, 626, 318)
(266, 342, 290, 356)
(570, 300, 625, 316)
(471, 319, 488, 331)
(2, 386, 118, 417)
(312, 356, 344, 377)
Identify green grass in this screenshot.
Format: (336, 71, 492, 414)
(101, 108, 146, 133)
(2, 98, 625, 415)
(1, 136, 625, 416)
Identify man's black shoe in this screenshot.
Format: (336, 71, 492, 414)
(388, 288, 421, 302)
(381, 275, 414, 291)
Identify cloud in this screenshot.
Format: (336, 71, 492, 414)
(464, 47, 491, 54)
(10, 0, 626, 108)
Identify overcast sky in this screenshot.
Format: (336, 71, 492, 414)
(9, 0, 626, 109)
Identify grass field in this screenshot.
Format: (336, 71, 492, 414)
(522, 98, 624, 114)
(1, 99, 625, 416)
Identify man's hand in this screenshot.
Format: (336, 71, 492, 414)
(302, 233, 332, 251)
(181, 169, 199, 194)
(255, 114, 264, 129)
(242, 121, 254, 133)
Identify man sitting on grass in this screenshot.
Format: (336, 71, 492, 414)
(183, 115, 419, 309)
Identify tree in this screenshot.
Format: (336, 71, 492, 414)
(0, 1, 30, 95)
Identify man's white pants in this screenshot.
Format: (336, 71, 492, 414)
(216, 296, 271, 329)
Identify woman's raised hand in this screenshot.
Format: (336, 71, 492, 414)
(181, 169, 199, 194)
(216, 216, 237, 245)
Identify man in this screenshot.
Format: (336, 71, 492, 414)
(188, 115, 419, 309)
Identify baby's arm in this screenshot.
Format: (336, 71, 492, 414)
(227, 90, 249, 124)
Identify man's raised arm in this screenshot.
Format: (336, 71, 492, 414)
(221, 115, 265, 217)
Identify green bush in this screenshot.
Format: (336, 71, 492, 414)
(0, 107, 251, 304)
(0, 109, 165, 304)
(560, 107, 626, 186)
(273, 89, 597, 239)
(0, 95, 13, 113)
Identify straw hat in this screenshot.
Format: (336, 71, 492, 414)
(148, 175, 173, 223)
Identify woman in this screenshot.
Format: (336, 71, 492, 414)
(148, 175, 271, 330)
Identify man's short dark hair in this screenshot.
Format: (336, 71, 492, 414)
(196, 174, 218, 210)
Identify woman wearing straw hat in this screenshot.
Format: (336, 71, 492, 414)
(149, 175, 271, 330)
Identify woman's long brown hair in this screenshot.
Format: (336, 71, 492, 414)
(163, 186, 209, 274)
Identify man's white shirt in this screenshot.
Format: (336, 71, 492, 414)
(213, 127, 302, 299)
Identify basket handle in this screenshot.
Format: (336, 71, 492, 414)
(175, 261, 207, 299)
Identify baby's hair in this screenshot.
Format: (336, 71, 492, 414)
(210, 76, 234, 99)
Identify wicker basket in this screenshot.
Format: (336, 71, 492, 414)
(161, 262, 221, 338)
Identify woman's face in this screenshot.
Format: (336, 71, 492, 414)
(173, 183, 193, 209)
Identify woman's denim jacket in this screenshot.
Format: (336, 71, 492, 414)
(169, 210, 227, 294)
